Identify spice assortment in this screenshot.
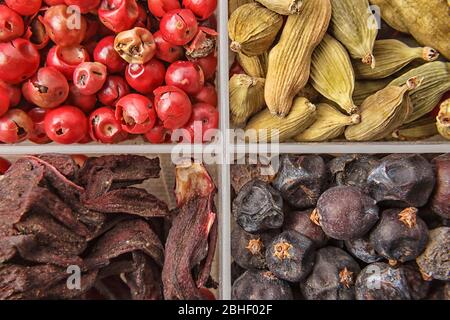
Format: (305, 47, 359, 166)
(0, 0, 219, 145)
(231, 154, 449, 300)
(0, 154, 218, 300)
(229, 0, 450, 142)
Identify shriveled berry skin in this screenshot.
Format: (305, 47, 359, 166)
(328, 154, 380, 193)
(430, 154, 450, 219)
(345, 236, 382, 264)
(231, 224, 279, 270)
(316, 186, 379, 240)
(266, 231, 316, 282)
(232, 270, 293, 300)
(416, 227, 450, 281)
(370, 208, 429, 264)
(231, 261, 245, 284)
(367, 154, 435, 208)
(272, 155, 328, 209)
(301, 247, 361, 300)
(400, 262, 431, 300)
(355, 262, 411, 300)
(230, 162, 274, 194)
(283, 209, 328, 247)
(232, 180, 284, 233)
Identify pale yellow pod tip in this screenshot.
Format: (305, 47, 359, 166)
(350, 114, 361, 125)
(422, 47, 440, 62)
(362, 53, 376, 69)
(406, 76, 424, 90)
(230, 41, 241, 53)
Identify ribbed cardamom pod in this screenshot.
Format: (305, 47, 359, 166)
(245, 97, 317, 142)
(230, 74, 266, 126)
(330, 0, 378, 68)
(228, 3, 283, 57)
(437, 99, 450, 140)
(229, 0, 254, 16)
(255, 0, 303, 15)
(353, 79, 391, 106)
(294, 103, 361, 142)
(370, 0, 450, 60)
(345, 77, 422, 141)
(391, 116, 438, 141)
(389, 62, 450, 123)
(354, 39, 440, 80)
(265, 0, 331, 117)
(237, 52, 268, 78)
(311, 34, 357, 115)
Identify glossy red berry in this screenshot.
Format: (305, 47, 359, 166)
(97, 75, 130, 106)
(160, 9, 198, 45)
(0, 5, 24, 42)
(193, 53, 217, 81)
(28, 107, 51, 144)
(98, 0, 139, 33)
(154, 86, 192, 130)
(183, 102, 219, 143)
(182, 0, 217, 20)
(73, 62, 108, 95)
(0, 109, 34, 144)
(165, 61, 205, 95)
(64, 0, 101, 13)
(44, 105, 88, 144)
(40, 4, 87, 47)
(144, 119, 171, 144)
(22, 67, 70, 109)
(5, 0, 42, 16)
(0, 157, 11, 174)
(94, 36, 127, 74)
(67, 83, 97, 113)
(23, 15, 50, 50)
(89, 106, 127, 143)
(194, 83, 218, 107)
(0, 38, 40, 85)
(125, 59, 165, 95)
(46, 45, 90, 80)
(0, 83, 21, 108)
(0, 86, 10, 117)
(115, 94, 156, 134)
(147, 0, 180, 19)
(153, 30, 184, 63)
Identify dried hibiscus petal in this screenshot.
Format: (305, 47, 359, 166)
(0, 235, 35, 264)
(78, 155, 161, 187)
(83, 187, 169, 218)
(36, 153, 79, 179)
(15, 213, 87, 257)
(124, 251, 163, 300)
(162, 162, 217, 300)
(86, 219, 164, 269)
(0, 264, 67, 300)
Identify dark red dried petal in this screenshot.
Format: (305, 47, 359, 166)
(125, 251, 163, 300)
(83, 188, 169, 218)
(86, 219, 164, 269)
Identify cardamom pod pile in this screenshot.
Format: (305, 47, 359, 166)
(228, 0, 450, 142)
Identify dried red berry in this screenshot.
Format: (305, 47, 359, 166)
(115, 94, 156, 134)
(160, 9, 198, 46)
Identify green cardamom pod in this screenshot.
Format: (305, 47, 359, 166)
(245, 97, 317, 142)
(330, 0, 378, 68)
(230, 74, 266, 126)
(391, 116, 438, 141)
(354, 39, 439, 80)
(237, 52, 268, 78)
(311, 34, 357, 114)
(389, 62, 450, 123)
(353, 78, 391, 106)
(295, 103, 361, 142)
(345, 77, 422, 141)
(228, 3, 283, 57)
